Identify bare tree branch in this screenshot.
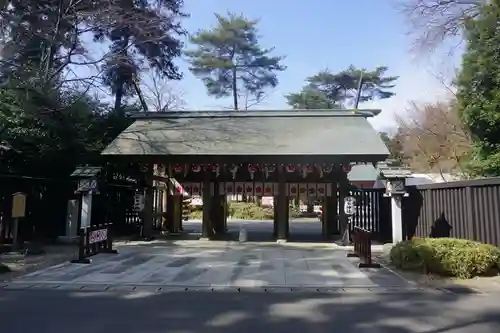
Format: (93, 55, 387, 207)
(140, 70, 186, 111)
(395, 0, 482, 57)
(395, 99, 472, 176)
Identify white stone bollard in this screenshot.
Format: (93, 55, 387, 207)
(239, 224, 247, 242)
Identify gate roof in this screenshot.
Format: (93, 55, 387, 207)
(101, 110, 389, 163)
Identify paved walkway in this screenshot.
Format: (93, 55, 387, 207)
(8, 242, 410, 290)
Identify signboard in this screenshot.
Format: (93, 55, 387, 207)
(89, 228, 108, 244)
(134, 192, 145, 211)
(76, 178, 98, 193)
(344, 196, 356, 215)
(11, 192, 26, 218)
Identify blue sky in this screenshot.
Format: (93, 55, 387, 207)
(83, 0, 461, 131)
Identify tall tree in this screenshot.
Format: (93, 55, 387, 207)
(286, 66, 398, 109)
(185, 12, 286, 110)
(457, 0, 500, 176)
(96, 0, 187, 114)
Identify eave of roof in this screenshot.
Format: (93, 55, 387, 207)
(103, 109, 389, 162)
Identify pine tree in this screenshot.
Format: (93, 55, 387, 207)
(185, 12, 286, 110)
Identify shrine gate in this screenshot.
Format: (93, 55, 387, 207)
(101, 110, 390, 241)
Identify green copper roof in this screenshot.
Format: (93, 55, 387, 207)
(101, 110, 389, 159)
(348, 164, 379, 181)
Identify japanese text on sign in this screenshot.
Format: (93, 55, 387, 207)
(89, 228, 107, 244)
(344, 196, 356, 215)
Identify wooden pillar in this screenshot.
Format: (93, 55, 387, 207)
(201, 177, 213, 239)
(165, 192, 174, 233)
(211, 182, 225, 236)
(273, 196, 278, 238)
(338, 171, 349, 237)
(171, 195, 182, 234)
(223, 195, 228, 231)
(324, 184, 339, 238)
(142, 164, 154, 239)
(161, 188, 168, 233)
(276, 165, 288, 241)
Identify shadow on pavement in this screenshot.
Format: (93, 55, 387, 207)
(0, 287, 498, 333)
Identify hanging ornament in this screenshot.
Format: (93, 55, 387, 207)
(316, 164, 324, 178)
(211, 164, 220, 177)
(285, 164, 296, 173)
(173, 164, 184, 173)
(191, 164, 201, 173)
(342, 164, 352, 173)
(322, 164, 333, 174)
(228, 164, 239, 180)
(301, 164, 313, 178)
(248, 164, 257, 180)
(264, 164, 275, 179)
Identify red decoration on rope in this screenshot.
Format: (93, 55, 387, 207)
(265, 164, 275, 172)
(285, 164, 296, 172)
(322, 164, 333, 173)
(304, 164, 313, 172)
(211, 164, 219, 172)
(191, 164, 201, 172)
(173, 164, 184, 173)
(342, 164, 352, 173)
(248, 164, 257, 172)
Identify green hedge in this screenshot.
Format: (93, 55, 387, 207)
(390, 237, 500, 279)
(189, 202, 302, 220)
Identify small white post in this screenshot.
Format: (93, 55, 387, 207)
(80, 193, 93, 228)
(391, 195, 403, 243)
(239, 223, 247, 242)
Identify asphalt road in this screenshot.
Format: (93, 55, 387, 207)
(1, 288, 499, 333)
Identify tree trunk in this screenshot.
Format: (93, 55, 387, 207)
(232, 66, 238, 110)
(114, 84, 124, 114)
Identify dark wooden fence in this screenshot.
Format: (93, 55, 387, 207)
(0, 174, 74, 245)
(348, 188, 392, 242)
(403, 178, 500, 246)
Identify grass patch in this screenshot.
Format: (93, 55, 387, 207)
(390, 237, 500, 279)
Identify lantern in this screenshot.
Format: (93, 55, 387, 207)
(173, 164, 184, 173)
(285, 164, 296, 173)
(301, 164, 313, 178)
(211, 164, 220, 177)
(248, 164, 257, 180)
(264, 164, 275, 179)
(228, 164, 239, 180)
(322, 164, 333, 174)
(191, 164, 201, 173)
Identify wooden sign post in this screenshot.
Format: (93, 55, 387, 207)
(11, 192, 26, 251)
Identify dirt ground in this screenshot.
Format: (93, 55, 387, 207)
(0, 244, 78, 281)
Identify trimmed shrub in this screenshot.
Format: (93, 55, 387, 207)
(188, 202, 306, 221)
(390, 237, 500, 279)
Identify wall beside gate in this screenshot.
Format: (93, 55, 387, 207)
(0, 175, 73, 244)
(403, 178, 500, 246)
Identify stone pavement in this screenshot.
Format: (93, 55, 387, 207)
(8, 241, 411, 290)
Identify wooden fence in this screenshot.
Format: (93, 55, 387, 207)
(403, 178, 500, 246)
(0, 174, 74, 245)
